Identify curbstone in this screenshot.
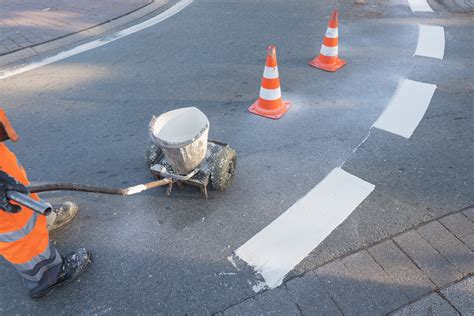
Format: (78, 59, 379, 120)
(368, 240, 435, 300)
(441, 276, 474, 315)
(417, 221, 474, 276)
(286, 271, 342, 315)
(390, 293, 459, 316)
(393, 230, 461, 287)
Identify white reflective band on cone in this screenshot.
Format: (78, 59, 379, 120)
(320, 45, 338, 57)
(259, 87, 281, 101)
(325, 27, 338, 38)
(263, 66, 279, 79)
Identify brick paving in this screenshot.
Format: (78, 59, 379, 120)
(224, 211, 474, 315)
(0, 0, 152, 56)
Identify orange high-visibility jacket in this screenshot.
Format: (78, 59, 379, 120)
(0, 143, 49, 264)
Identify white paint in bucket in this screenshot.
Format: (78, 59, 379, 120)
(150, 107, 209, 174)
(151, 107, 209, 145)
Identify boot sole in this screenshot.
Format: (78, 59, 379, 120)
(30, 251, 92, 299)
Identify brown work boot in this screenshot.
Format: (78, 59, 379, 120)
(47, 201, 79, 232)
(30, 248, 92, 299)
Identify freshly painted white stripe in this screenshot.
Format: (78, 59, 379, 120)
(325, 27, 338, 38)
(0, 0, 193, 80)
(320, 44, 338, 57)
(259, 87, 281, 101)
(263, 66, 279, 79)
(235, 168, 374, 290)
(373, 79, 436, 138)
(408, 0, 434, 12)
(414, 25, 445, 59)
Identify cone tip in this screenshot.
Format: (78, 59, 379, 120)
(267, 45, 276, 55)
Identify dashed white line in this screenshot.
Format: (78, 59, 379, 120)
(408, 0, 434, 12)
(415, 24, 445, 59)
(234, 168, 374, 290)
(0, 0, 193, 80)
(373, 79, 437, 139)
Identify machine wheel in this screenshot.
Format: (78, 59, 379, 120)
(145, 139, 162, 169)
(211, 147, 237, 191)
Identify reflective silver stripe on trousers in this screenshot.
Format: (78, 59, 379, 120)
(15, 246, 62, 282)
(0, 212, 38, 242)
(13, 243, 52, 272)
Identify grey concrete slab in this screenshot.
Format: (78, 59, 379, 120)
(315, 259, 379, 315)
(390, 293, 459, 316)
(286, 271, 342, 315)
(342, 250, 409, 314)
(464, 207, 474, 222)
(441, 276, 474, 315)
(393, 231, 461, 287)
(253, 287, 300, 315)
(224, 298, 263, 316)
(417, 221, 474, 276)
(440, 213, 474, 250)
(368, 240, 435, 300)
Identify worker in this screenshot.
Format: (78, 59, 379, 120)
(0, 108, 92, 298)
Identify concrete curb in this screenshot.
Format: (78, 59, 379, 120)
(0, 0, 172, 69)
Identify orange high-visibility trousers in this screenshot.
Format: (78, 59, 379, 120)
(0, 143, 62, 295)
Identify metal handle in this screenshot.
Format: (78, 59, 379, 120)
(6, 191, 52, 216)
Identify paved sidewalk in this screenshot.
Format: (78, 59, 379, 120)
(0, 0, 172, 68)
(223, 208, 474, 315)
(0, 0, 152, 56)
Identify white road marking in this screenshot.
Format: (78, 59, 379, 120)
(0, 0, 193, 80)
(408, 0, 434, 12)
(373, 79, 436, 139)
(235, 168, 374, 290)
(414, 25, 445, 59)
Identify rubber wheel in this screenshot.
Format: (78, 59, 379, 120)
(211, 147, 237, 191)
(145, 139, 162, 169)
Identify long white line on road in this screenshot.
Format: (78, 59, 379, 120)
(414, 25, 445, 59)
(235, 168, 374, 290)
(373, 79, 436, 139)
(0, 0, 193, 80)
(408, 0, 434, 12)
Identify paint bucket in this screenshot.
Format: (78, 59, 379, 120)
(149, 107, 209, 174)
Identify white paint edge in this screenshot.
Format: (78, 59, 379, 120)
(235, 168, 374, 290)
(373, 79, 436, 139)
(125, 184, 148, 195)
(414, 24, 445, 59)
(408, 0, 434, 12)
(0, 0, 194, 80)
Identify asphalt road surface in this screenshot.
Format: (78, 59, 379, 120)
(0, 0, 472, 313)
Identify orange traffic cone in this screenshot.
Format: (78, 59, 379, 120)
(309, 9, 346, 72)
(249, 45, 291, 120)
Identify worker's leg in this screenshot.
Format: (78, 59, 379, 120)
(0, 211, 63, 295)
(0, 143, 90, 298)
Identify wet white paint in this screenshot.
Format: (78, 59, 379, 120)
(151, 107, 209, 144)
(415, 25, 445, 59)
(408, 0, 434, 12)
(373, 79, 436, 139)
(235, 168, 374, 290)
(0, 0, 193, 80)
(125, 184, 148, 195)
